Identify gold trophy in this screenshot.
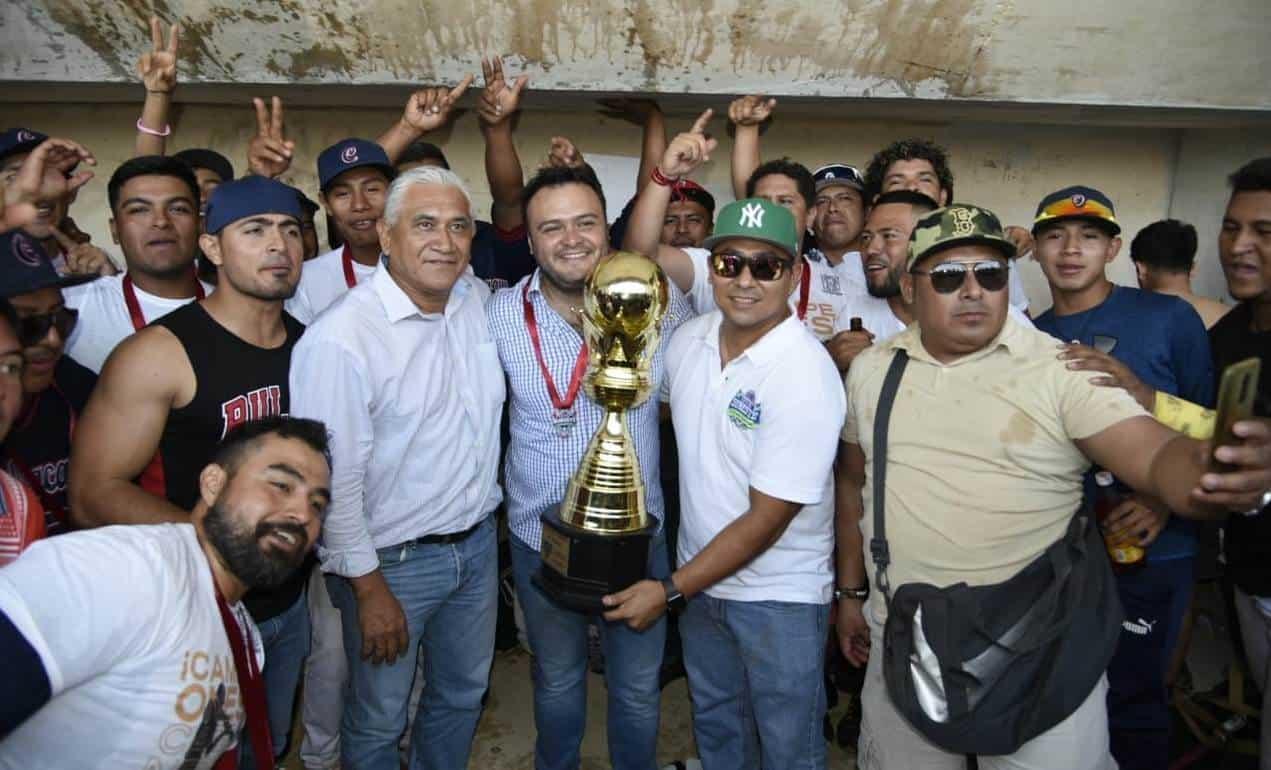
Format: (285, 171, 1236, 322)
(534, 251, 669, 612)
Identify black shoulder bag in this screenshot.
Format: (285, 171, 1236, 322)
(870, 349, 1123, 755)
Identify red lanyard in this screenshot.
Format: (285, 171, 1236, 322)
(6, 385, 75, 526)
(341, 245, 358, 289)
(796, 257, 811, 321)
(122, 273, 206, 332)
(522, 281, 588, 411)
(211, 575, 274, 770)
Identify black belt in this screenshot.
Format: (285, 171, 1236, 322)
(402, 516, 486, 547)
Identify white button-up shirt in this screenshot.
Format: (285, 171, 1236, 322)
(665, 311, 846, 604)
(289, 260, 504, 578)
(488, 269, 693, 551)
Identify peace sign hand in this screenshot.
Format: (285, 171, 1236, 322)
(138, 17, 180, 94)
(248, 97, 294, 179)
(657, 109, 717, 180)
(401, 75, 475, 134)
(478, 57, 528, 127)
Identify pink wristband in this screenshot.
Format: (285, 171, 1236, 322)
(136, 118, 171, 137)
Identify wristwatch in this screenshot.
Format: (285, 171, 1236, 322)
(662, 577, 687, 613)
(834, 585, 869, 601)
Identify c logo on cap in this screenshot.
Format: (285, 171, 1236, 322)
(341, 145, 359, 164)
(1072, 194, 1087, 208)
(15, 130, 35, 143)
(12, 233, 44, 268)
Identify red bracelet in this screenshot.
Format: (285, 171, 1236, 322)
(650, 166, 679, 187)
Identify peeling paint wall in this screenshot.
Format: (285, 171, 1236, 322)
(8, 100, 1267, 311)
(3, 0, 1269, 109)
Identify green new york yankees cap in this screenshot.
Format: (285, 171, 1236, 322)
(703, 198, 799, 260)
(907, 203, 1017, 271)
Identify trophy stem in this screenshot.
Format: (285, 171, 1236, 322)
(558, 407, 649, 534)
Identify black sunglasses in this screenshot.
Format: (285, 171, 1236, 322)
(710, 252, 795, 282)
(18, 306, 78, 347)
(910, 260, 1009, 294)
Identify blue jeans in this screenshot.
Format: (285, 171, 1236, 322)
(240, 590, 311, 769)
(326, 515, 498, 770)
(509, 533, 667, 770)
(680, 594, 829, 770)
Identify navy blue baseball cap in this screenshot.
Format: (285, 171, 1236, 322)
(812, 163, 865, 193)
(0, 231, 96, 298)
(317, 138, 395, 192)
(174, 148, 235, 183)
(0, 128, 48, 163)
(204, 175, 305, 235)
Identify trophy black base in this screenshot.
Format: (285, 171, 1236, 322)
(532, 506, 653, 614)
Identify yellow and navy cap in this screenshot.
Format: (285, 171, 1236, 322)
(1032, 185, 1120, 236)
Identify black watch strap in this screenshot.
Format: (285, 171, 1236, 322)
(662, 577, 686, 612)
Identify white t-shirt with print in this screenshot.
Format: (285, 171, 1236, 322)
(63, 274, 213, 373)
(286, 245, 377, 325)
(665, 312, 846, 604)
(0, 523, 261, 770)
(681, 247, 851, 341)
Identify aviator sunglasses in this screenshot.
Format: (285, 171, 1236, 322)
(709, 251, 796, 282)
(910, 260, 1009, 294)
(18, 307, 78, 347)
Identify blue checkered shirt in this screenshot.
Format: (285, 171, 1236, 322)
(488, 269, 693, 550)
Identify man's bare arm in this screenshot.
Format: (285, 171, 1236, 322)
(621, 109, 716, 294)
(477, 57, 529, 232)
(728, 95, 774, 200)
(134, 17, 179, 157)
(69, 328, 192, 527)
(834, 441, 868, 590)
(1077, 415, 1271, 519)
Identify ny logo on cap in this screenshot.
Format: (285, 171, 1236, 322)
(739, 202, 764, 229)
(16, 130, 36, 143)
(341, 145, 359, 164)
(1072, 193, 1087, 208)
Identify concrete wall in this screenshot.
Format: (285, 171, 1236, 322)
(5, 1, 1271, 111)
(15, 99, 1268, 312)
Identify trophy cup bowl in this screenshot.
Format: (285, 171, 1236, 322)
(534, 251, 669, 613)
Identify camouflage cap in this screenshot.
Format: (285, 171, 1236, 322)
(703, 198, 800, 260)
(906, 203, 1017, 271)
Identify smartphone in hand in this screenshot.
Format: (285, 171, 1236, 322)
(1210, 357, 1261, 472)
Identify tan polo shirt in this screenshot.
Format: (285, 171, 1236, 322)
(842, 316, 1147, 620)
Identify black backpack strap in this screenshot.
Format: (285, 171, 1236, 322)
(870, 349, 909, 604)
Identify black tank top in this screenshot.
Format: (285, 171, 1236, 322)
(146, 301, 309, 620)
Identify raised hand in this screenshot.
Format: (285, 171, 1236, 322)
(2, 139, 96, 234)
(657, 109, 717, 179)
(477, 57, 528, 127)
(248, 97, 294, 179)
(596, 97, 662, 126)
(52, 227, 119, 277)
(137, 17, 179, 94)
(400, 74, 475, 134)
(542, 136, 585, 170)
(728, 94, 776, 127)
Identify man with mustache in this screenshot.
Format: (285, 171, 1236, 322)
(68, 176, 311, 768)
(289, 166, 503, 770)
(0, 415, 331, 770)
(60, 155, 212, 373)
(837, 204, 1271, 769)
(0, 231, 98, 536)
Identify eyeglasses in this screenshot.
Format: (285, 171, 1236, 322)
(910, 261, 1009, 294)
(18, 307, 78, 347)
(710, 252, 795, 282)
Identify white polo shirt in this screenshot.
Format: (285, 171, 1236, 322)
(680, 247, 851, 341)
(665, 311, 846, 604)
(63, 274, 214, 373)
(286, 245, 377, 325)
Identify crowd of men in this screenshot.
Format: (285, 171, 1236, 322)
(0, 20, 1269, 770)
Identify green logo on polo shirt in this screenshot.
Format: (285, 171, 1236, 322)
(727, 389, 762, 430)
